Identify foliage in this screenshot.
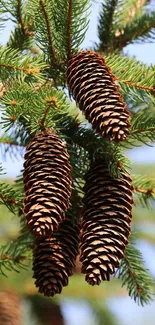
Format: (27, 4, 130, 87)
(118, 232, 154, 306)
(97, 0, 155, 52)
(0, 0, 155, 309)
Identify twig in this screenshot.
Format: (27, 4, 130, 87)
(67, 0, 73, 61)
(39, 0, 57, 65)
(0, 63, 40, 75)
(118, 79, 154, 92)
(1, 254, 26, 263)
(133, 186, 154, 195)
(0, 140, 25, 147)
(131, 127, 155, 135)
(0, 194, 19, 205)
(39, 97, 58, 130)
(17, 0, 25, 35)
(123, 257, 143, 295)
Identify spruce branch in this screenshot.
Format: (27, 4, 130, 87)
(17, 0, 25, 35)
(118, 232, 154, 306)
(0, 47, 47, 82)
(98, 0, 119, 52)
(132, 174, 155, 209)
(67, 0, 73, 61)
(51, 0, 90, 61)
(0, 232, 33, 276)
(0, 138, 25, 147)
(113, 11, 155, 49)
(39, 0, 57, 66)
(134, 186, 154, 195)
(0, 180, 23, 213)
(127, 108, 155, 145)
(118, 79, 154, 92)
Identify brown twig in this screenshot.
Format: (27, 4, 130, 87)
(1, 254, 30, 263)
(67, 0, 73, 61)
(17, 0, 25, 35)
(131, 127, 155, 135)
(0, 194, 19, 205)
(39, 97, 58, 130)
(0, 140, 25, 147)
(39, 0, 57, 65)
(118, 79, 154, 92)
(0, 63, 40, 75)
(133, 186, 154, 195)
(123, 257, 144, 295)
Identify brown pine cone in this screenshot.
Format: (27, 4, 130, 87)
(80, 159, 133, 285)
(66, 51, 130, 142)
(23, 131, 72, 237)
(0, 290, 22, 325)
(33, 211, 80, 296)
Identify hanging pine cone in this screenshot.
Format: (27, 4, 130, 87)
(80, 159, 133, 285)
(66, 51, 130, 141)
(0, 290, 22, 325)
(23, 131, 72, 237)
(33, 211, 80, 296)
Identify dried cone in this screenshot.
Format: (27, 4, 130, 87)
(23, 131, 72, 237)
(33, 211, 80, 296)
(66, 51, 130, 141)
(0, 290, 22, 325)
(80, 159, 133, 285)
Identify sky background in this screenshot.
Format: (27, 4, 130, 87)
(0, 1, 155, 324)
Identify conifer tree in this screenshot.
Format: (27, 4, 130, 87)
(0, 0, 155, 306)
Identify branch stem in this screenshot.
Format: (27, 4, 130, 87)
(39, 0, 57, 65)
(131, 127, 155, 135)
(133, 186, 154, 195)
(118, 79, 154, 92)
(17, 0, 25, 35)
(67, 0, 73, 61)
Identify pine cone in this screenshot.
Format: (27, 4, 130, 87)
(33, 212, 80, 296)
(0, 290, 22, 325)
(80, 159, 133, 285)
(23, 131, 72, 237)
(66, 51, 130, 141)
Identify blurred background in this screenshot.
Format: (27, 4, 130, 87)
(0, 0, 155, 324)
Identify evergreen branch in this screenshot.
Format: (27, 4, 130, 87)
(0, 139, 25, 147)
(39, 0, 57, 65)
(67, 0, 73, 61)
(131, 127, 155, 135)
(115, 0, 151, 30)
(7, 26, 35, 51)
(1, 81, 69, 136)
(105, 54, 154, 89)
(98, 0, 119, 52)
(0, 231, 33, 276)
(51, 0, 90, 61)
(0, 47, 47, 82)
(59, 115, 130, 177)
(134, 186, 154, 195)
(0, 62, 40, 75)
(0, 181, 23, 213)
(132, 174, 155, 209)
(118, 232, 154, 305)
(118, 79, 154, 92)
(39, 97, 58, 130)
(113, 11, 155, 49)
(127, 108, 155, 146)
(17, 0, 25, 35)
